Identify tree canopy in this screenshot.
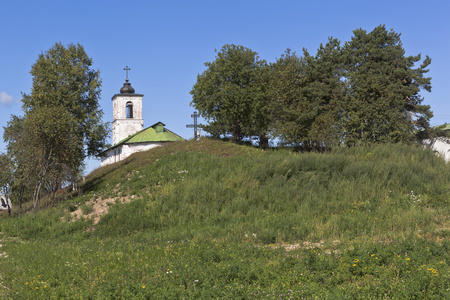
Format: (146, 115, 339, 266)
(22, 42, 109, 157)
(3, 42, 109, 209)
(337, 25, 432, 145)
(190, 44, 270, 144)
(191, 26, 433, 148)
(269, 39, 343, 150)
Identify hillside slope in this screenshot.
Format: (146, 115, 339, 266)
(0, 139, 449, 299)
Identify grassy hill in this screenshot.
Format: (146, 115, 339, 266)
(0, 138, 449, 299)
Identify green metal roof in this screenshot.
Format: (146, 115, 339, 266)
(417, 123, 450, 133)
(118, 122, 185, 145)
(100, 122, 185, 155)
(435, 123, 450, 131)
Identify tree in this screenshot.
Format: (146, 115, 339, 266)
(270, 26, 433, 148)
(190, 44, 270, 144)
(338, 25, 432, 145)
(3, 42, 108, 208)
(4, 107, 81, 209)
(0, 153, 13, 215)
(269, 50, 309, 144)
(269, 39, 343, 150)
(3, 115, 31, 211)
(26, 107, 81, 208)
(22, 42, 109, 158)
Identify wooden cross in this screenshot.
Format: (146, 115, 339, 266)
(124, 66, 131, 81)
(186, 111, 199, 140)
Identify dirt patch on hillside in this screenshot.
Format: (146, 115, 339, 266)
(68, 195, 135, 225)
(268, 240, 341, 254)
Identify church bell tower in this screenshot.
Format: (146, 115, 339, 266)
(111, 66, 144, 145)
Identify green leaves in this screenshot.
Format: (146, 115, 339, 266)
(339, 25, 432, 145)
(269, 41, 343, 150)
(190, 44, 269, 144)
(191, 26, 432, 149)
(3, 42, 108, 208)
(22, 42, 108, 158)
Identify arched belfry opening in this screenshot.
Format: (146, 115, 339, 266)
(126, 101, 133, 119)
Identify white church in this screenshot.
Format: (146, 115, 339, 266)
(100, 69, 184, 166)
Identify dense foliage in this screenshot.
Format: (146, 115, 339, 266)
(21, 42, 109, 158)
(191, 25, 433, 148)
(190, 44, 270, 145)
(0, 139, 449, 298)
(3, 43, 109, 209)
(269, 40, 343, 150)
(338, 26, 432, 145)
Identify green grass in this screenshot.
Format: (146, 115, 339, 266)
(0, 138, 449, 299)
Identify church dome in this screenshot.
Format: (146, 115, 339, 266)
(120, 80, 135, 94)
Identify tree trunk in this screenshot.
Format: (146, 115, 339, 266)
(232, 125, 242, 143)
(259, 135, 269, 149)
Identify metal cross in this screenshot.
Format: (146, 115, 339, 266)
(124, 66, 131, 81)
(186, 111, 199, 140)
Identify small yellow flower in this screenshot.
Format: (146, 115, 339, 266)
(406, 258, 410, 261)
(371, 254, 375, 257)
(35, 287, 39, 290)
(44, 285, 47, 288)
(142, 285, 146, 289)
(352, 264, 356, 266)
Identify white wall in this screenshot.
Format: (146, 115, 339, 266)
(112, 119, 144, 145)
(111, 94, 144, 144)
(422, 137, 450, 162)
(0, 194, 11, 211)
(100, 142, 163, 167)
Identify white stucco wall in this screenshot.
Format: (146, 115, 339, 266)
(422, 137, 450, 162)
(112, 93, 144, 144)
(112, 94, 143, 120)
(101, 142, 163, 167)
(112, 119, 144, 145)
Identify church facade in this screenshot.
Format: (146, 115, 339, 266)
(100, 71, 184, 167)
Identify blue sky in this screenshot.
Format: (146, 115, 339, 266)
(1, 0, 449, 174)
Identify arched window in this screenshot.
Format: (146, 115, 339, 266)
(126, 102, 133, 119)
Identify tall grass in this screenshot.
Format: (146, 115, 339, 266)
(0, 139, 449, 299)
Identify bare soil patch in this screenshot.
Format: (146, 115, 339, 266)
(268, 240, 341, 254)
(68, 195, 135, 225)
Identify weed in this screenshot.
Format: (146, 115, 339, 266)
(81, 204, 94, 215)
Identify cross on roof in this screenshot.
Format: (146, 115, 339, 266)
(124, 66, 131, 82)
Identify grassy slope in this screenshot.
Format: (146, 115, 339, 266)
(0, 138, 449, 299)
